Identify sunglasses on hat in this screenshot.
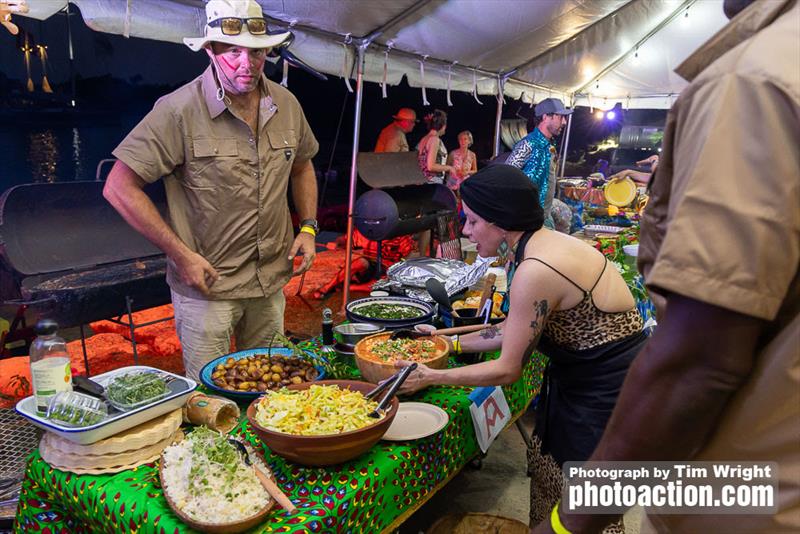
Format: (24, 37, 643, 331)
(208, 17, 270, 36)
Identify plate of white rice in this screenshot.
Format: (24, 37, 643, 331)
(159, 426, 274, 532)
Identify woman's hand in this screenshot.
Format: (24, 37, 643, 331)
(394, 360, 432, 395)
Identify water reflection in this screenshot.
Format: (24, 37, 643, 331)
(1, 118, 131, 190)
(27, 130, 59, 183)
(72, 127, 83, 181)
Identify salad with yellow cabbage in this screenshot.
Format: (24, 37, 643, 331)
(254, 385, 382, 435)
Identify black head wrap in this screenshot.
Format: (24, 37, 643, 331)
(459, 164, 544, 231)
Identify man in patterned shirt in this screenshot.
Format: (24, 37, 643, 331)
(507, 98, 573, 227)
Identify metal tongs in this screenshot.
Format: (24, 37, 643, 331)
(365, 363, 418, 418)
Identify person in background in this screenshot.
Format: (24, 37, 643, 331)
(374, 107, 417, 153)
(446, 130, 478, 191)
(313, 106, 418, 298)
(415, 109, 455, 255)
(606, 154, 659, 185)
(417, 109, 455, 185)
(398, 166, 646, 531)
(103, 0, 319, 381)
(507, 98, 573, 228)
(535, 0, 799, 532)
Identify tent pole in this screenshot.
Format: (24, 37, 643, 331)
(65, 4, 76, 106)
(492, 78, 504, 158)
(342, 43, 367, 308)
(559, 112, 573, 179)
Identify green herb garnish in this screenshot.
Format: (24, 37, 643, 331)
(49, 406, 104, 426)
(354, 303, 424, 320)
(106, 372, 168, 407)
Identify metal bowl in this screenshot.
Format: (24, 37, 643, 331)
(333, 323, 385, 346)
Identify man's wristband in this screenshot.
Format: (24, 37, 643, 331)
(550, 502, 572, 534)
(452, 335, 462, 354)
(300, 225, 317, 237)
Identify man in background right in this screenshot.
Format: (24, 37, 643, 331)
(534, 0, 799, 532)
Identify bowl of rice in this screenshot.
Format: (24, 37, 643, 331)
(246, 380, 399, 466)
(159, 426, 276, 533)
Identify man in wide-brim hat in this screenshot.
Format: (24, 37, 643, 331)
(374, 107, 418, 153)
(104, 0, 320, 381)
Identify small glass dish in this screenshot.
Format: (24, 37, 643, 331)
(105, 370, 169, 411)
(46, 391, 108, 427)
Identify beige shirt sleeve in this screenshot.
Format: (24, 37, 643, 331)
(112, 97, 185, 183)
(645, 73, 800, 321)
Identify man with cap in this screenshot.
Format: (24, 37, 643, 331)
(103, 0, 320, 381)
(374, 107, 417, 153)
(507, 98, 573, 228)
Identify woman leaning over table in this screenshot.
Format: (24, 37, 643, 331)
(398, 165, 647, 530)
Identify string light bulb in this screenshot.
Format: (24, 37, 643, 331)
(595, 110, 605, 120)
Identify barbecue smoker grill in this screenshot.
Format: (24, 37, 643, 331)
(0, 181, 171, 366)
(353, 152, 458, 264)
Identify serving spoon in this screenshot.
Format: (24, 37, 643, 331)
(425, 278, 458, 318)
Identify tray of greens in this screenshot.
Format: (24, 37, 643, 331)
(15, 366, 197, 444)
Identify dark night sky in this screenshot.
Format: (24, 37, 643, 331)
(0, 6, 665, 173)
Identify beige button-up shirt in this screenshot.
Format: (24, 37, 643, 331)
(113, 66, 319, 300)
(374, 123, 409, 153)
(639, 0, 799, 531)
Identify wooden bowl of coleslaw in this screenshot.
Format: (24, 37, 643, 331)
(354, 332, 450, 384)
(246, 380, 399, 466)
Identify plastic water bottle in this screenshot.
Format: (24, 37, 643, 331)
(30, 319, 73, 415)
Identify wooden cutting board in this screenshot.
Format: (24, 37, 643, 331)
(44, 408, 182, 456)
(40, 429, 183, 474)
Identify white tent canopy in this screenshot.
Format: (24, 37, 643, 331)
(24, 0, 728, 109)
(20, 0, 731, 304)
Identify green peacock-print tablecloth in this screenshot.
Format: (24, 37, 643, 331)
(14, 344, 545, 534)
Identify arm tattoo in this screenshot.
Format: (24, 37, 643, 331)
(479, 325, 501, 339)
(528, 299, 550, 348)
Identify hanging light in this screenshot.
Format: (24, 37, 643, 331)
(632, 47, 641, 66)
(681, 8, 690, 27)
(595, 110, 605, 120)
(606, 111, 617, 120)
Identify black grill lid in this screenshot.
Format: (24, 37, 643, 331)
(356, 152, 426, 188)
(0, 181, 167, 277)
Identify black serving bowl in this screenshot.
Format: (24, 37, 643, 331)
(345, 296, 434, 330)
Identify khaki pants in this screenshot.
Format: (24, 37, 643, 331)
(171, 289, 286, 381)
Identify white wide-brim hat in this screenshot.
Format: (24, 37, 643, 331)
(184, 0, 291, 52)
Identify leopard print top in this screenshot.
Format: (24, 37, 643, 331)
(524, 257, 643, 351)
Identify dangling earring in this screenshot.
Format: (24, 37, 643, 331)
(497, 235, 510, 263)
